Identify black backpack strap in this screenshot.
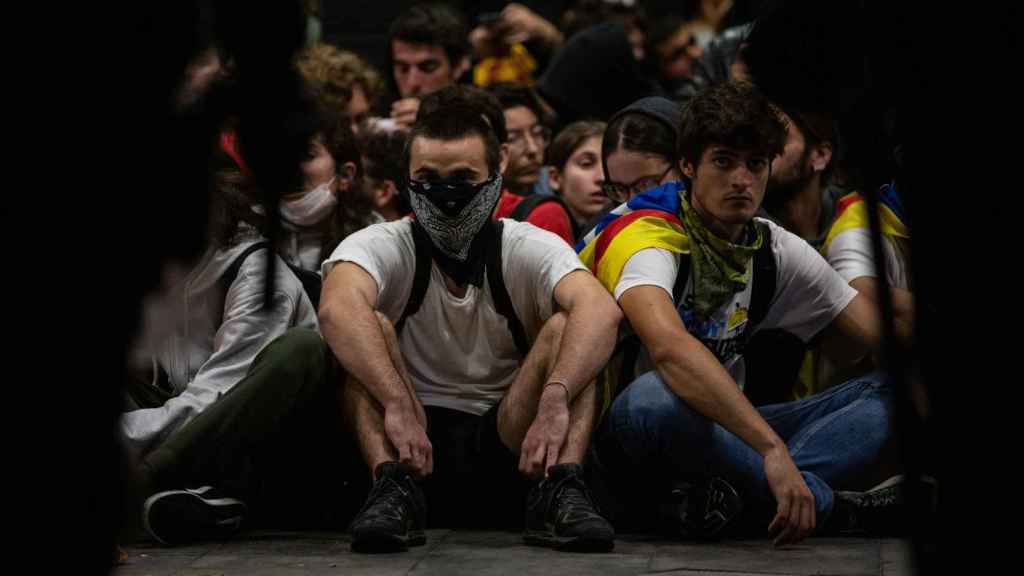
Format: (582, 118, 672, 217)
(671, 253, 692, 305)
(285, 264, 323, 310)
(221, 241, 271, 292)
(395, 223, 434, 335)
(222, 241, 323, 309)
(486, 219, 530, 357)
(746, 223, 776, 333)
(507, 194, 580, 242)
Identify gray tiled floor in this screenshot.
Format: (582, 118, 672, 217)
(115, 531, 916, 575)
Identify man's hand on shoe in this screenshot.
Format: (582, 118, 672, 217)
(764, 445, 816, 546)
(385, 398, 433, 477)
(519, 383, 571, 480)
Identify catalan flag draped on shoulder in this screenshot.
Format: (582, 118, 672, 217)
(797, 182, 910, 400)
(577, 181, 691, 419)
(576, 181, 691, 292)
(822, 182, 909, 256)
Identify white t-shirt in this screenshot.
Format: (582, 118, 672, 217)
(615, 218, 857, 389)
(826, 228, 910, 290)
(324, 218, 587, 415)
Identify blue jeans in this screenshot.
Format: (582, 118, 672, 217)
(598, 370, 893, 526)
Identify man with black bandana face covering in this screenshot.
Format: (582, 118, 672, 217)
(319, 102, 621, 553)
(406, 171, 504, 286)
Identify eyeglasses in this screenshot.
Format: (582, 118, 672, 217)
(600, 164, 675, 203)
(506, 124, 551, 150)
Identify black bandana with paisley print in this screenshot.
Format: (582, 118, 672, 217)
(408, 174, 503, 286)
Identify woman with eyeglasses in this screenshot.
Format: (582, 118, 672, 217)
(488, 84, 578, 245)
(600, 97, 685, 205)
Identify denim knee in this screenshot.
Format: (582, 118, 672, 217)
(610, 371, 713, 458)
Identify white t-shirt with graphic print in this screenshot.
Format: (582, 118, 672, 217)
(323, 218, 587, 415)
(614, 218, 857, 390)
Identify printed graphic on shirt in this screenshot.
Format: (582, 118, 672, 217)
(677, 271, 754, 372)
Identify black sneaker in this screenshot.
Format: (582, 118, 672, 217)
(524, 463, 615, 552)
(660, 476, 744, 540)
(349, 462, 427, 553)
(830, 475, 938, 536)
(142, 486, 246, 546)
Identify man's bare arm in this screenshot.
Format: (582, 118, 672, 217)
(620, 285, 815, 545)
(319, 262, 432, 474)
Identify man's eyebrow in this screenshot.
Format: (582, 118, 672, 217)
(449, 167, 479, 177)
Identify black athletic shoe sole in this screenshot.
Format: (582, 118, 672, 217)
(142, 487, 246, 546)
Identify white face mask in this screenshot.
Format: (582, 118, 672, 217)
(279, 177, 337, 227)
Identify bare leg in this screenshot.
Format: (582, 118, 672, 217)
(342, 378, 396, 477)
(341, 312, 425, 479)
(559, 379, 598, 464)
(509, 317, 614, 552)
(375, 312, 426, 428)
(496, 312, 597, 465)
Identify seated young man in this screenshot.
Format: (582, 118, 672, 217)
(579, 82, 916, 546)
(811, 180, 915, 390)
(318, 101, 621, 553)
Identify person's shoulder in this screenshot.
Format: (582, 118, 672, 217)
(501, 218, 573, 249)
(528, 198, 572, 221)
(217, 240, 307, 301)
(214, 236, 270, 276)
(755, 217, 792, 246)
(339, 218, 414, 249)
(494, 189, 524, 219)
(325, 219, 415, 277)
(755, 216, 815, 262)
(354, 218, 412, 239)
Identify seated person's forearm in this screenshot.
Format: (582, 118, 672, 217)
(654, 343, 783, 456)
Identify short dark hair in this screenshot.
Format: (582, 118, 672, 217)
(548, 121, 606, 171)
(359, 122, 407, 185)
(405, 103, 502, 175)
(601, 112, 678, 173)
(677, 81, 787, 167)
(488, 84, 548, 127)
(780, 106, 838, 182)
(319, 106, 361, 178)
(265, 85, 362, 189)
(418, 84, 507, 143)
(389, 3, 469, 68)
(359, 121, 411, 215)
